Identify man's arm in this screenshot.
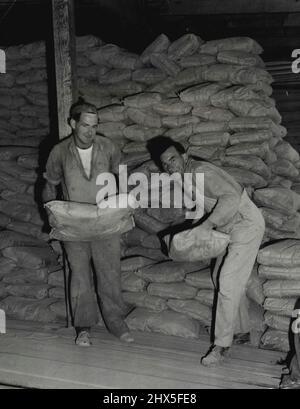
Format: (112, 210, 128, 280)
(193, 163, 242, 231)
(42, 181, 58, 203)
(42, 144, 63, 202)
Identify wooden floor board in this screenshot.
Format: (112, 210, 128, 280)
(0, 320, 284, 389)
(0, 336, 277, 389)
(4, 327, 283, 380)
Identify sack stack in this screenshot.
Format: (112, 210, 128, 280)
(0, 34, 299, 349)
(255, 240, 300, 352)
(0, 35, 103, 142)
(79, 33, 298, 342)
(0, 41, 48, 143)
(0, 36, 106, 324)
(0, 144, 65, 322)
(121, 220, 214, 338)
(0, 39, 57, 322)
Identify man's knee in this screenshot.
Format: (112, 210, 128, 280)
(248, 216, 265, 243)
(255, 211, 266, 235)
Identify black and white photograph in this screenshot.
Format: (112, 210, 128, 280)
(0, 0, 299, 392)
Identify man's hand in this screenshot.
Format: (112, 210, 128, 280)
(200, 219, 216, 231)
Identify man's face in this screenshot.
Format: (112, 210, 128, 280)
(160, 146, 185, 174)
(72, 112, 98, 149)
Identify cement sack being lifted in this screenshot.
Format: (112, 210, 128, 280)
(45, 194, 135, 241)
(166, 226, 230, 262)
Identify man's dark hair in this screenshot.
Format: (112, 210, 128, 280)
(70, 97, 98, 122)
(147, 136, 186, 168)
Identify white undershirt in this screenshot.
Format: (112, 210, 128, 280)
(77, 145, 93, 178)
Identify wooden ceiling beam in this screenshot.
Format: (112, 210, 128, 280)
(52, 0, 78, 140)
(164, 0, 300, 15)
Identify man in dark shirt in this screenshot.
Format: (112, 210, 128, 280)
(43, 100, 133, 346)
(147, 136, 265, 366)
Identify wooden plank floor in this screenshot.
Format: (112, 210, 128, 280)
(0, 320, 285, 389)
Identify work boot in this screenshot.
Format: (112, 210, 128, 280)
(75, 327, 92, 347)
(280, 375, 300, 389)
(201, 345, 229, 367)
(120, 331, 134, 343)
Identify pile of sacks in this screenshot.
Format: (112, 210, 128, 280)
(0, 36, 108, 323)
(256, 240, 300, 352)
(0, 36, 105, 143)
(121, 218, 214, 338)
(0, 146, 46, 241)
(0, 41, 49, 143)
(0, 145, 66, 322)
(1, 34, 300, 349)
(81, 32, 299, 344)
(0, 244, 65, 323)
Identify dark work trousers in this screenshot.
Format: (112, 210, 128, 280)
(64, 236, 129, 338)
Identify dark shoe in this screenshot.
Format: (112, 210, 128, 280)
(201, 345, 229, 367)
(233, 332, 250, 345)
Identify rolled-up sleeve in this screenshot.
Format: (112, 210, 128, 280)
(43, 145, 63, 186)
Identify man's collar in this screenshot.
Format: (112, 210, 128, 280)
(69, 134, 103, 152)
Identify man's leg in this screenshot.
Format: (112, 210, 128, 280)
(91, 236, 133, 341)
(64, 241, 98, 342)
(212, 256, 250, 341)
(233, 293, 251, 344)
(214, 222, 264, 348)
(202, 205, 265, 365)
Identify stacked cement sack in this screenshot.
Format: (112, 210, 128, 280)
(0, 145, 65, 322)
(77, 33, 296, 341)
(256, 240, 300, 353)
(121, 224, 213, 338)
(0, 41, 49, 143)
(0, 245, 65, 323)
(0, 35, 104, 142)
(0, 36, 110, 324)
(0, 37, 72, 322)
(1, 34, 300, 347)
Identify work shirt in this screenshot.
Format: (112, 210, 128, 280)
(185, 158, 244, 231)
(44, 135, 121, 204)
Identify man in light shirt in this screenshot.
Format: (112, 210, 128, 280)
(43, 99, 133, 346)
(147, 136, 265, 367)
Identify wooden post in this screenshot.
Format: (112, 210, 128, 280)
(52, 0, 78, 140)
(52, 0, 77, 327)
